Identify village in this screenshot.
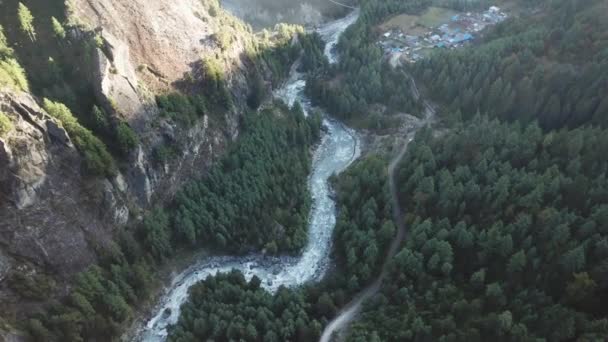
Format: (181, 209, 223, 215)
(378, 6, 509, 64)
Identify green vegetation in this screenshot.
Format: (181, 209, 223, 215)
(241, 23, 303, 110)
(417, 6, 459, 28)
(0, 25, 28, 91)
(305, 24, 422, 128)
(1, 0, 95, 112)
(347, 119, 608, 340)
(19, 0, 608, 341)
(304, 0, 441, 128)
(413, 0, 608, 129)
(7, 272, 56, 301)
(172, 105, 322, 254)
(29, 102, 321, 340)
(17, 2, 36, 42)
(168, 271, 322, 342)
(224, 1, 608, 341)
(91, 105, 110, 133)
(28, 256, 154, 341)
(299, 32, 329, 73)
(163, 153, 401, 341)
(332, 156, 395, 289)
(0, 112, 13, 137)
(115, 121, 138, 154)
(165, 151, 405, 340)
(43, 99, 116, 176)
(0, 58, 29, 91)
(142, 207, 173, 261)
(2, 0, 136, 165)
(199, 56, 233, 109)
(51, 17, 66, 40)
(304, 0, 509, 129)
(156, 93, 208, 126)
(0, 25, 10, 57)
(152, 142, 180, 165)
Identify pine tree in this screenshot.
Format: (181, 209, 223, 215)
(51, 17, 66, 40)
(18, 3, 36, 42)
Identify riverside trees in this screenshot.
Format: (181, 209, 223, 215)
(172, 104, 322, 254)
(168, 272, 323, 342)
(27, 103, 322, 340)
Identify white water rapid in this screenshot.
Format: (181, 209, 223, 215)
(134, 9, 360, 341)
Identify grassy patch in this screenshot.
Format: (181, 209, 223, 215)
(418, 6, 458, 28)
(0, 111, 14, 137)
(378, 14, 427, 35)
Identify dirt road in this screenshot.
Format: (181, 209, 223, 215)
(319, 76, 435, 342)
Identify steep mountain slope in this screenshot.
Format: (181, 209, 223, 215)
(0, 0, 299, 335)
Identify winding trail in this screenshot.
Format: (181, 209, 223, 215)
(319, 76, 436, 342)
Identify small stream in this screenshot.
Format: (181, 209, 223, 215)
(134, 9, 360, 342)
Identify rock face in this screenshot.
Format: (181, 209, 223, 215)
(0, 0, 254, 323)
(74, 0, 254, 119)
(75, 0, 220, 93)
(0, 91, 108, 313)
(67, 0, 255, 206)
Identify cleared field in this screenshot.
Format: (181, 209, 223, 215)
(417, 6, 458, 28)
(378, 14, 425, 34)
(377, 6, 458, 35)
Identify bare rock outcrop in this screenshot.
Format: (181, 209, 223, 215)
(0, 89, 127, 314)
(0, 0, 264, 327)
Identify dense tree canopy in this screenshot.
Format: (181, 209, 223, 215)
(171, 104, 322, 254)
(164, 152, 399, 342)
(332, 155, 395, 289)
(22, 1, 608, 341)
(27, 103, 321, 340)
(412, 0, 608, 129)
(168, 271, 323, 342)
(347, 119, 608, 341)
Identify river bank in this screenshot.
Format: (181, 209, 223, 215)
(131, 9, 362, 342)
(120, 249, 208, 341)
(319, 74, 437, 341)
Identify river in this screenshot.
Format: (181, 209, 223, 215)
(134, 9, 360, 342)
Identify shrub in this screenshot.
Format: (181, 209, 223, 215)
(0, 25, 13, 57)
(0, 25, 29, 91)
(0, 112, 13, 137)
(0, 59, 29, 91)
(116, 121, 138, 154)
(152, 143, 179, 165)
(43, 99, 116, 176)
(156, 93, 206, 126)
(201, 56, 232, 108)
(91, 105, 110, 133)
(8, 272, 56, 300)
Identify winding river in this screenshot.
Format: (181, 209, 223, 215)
(135, 9, 361, 342)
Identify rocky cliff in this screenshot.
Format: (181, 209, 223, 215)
(0, 0, 291, 330)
